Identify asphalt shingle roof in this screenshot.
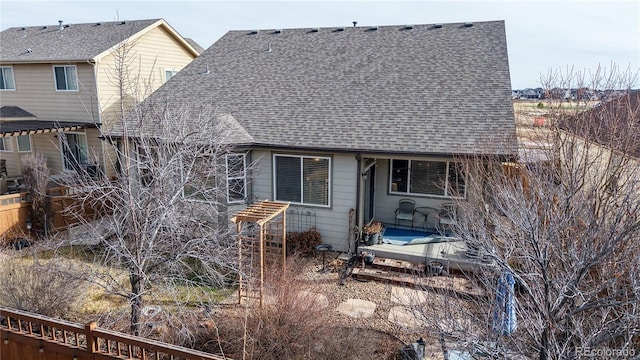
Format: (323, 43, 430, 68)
(121, 21, 517, 156)
(559, 90, 640, 158)
(0, 106, 35, 118)
(0, 19, 161, 62)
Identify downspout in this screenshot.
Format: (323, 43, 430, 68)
(354, 154, 363, 255)
(89, 58, 108, 178)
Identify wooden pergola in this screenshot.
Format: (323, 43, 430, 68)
(231, 200, 289, 306)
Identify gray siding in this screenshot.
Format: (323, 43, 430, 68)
(373, 158, 460, 229)
(249, 149, 357, 252)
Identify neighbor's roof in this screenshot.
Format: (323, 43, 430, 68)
(0, 106, 36, 119)
(117, 21, 517, 157)
(0, 19, 200, 63)
(558, 89, 640, 158)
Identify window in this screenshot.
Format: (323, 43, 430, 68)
(60, 133, 88, 171)
(183, 154, 217, 201)
(274, 154, 330, 206)
(16, 135, 32, 152)
(0, 67, 15, 90)
(165, 69, 178, 82)
(390, 159, 466, 198)
(226, 153, 246, 203)
(0, 137, 12, 152)
(53, 65, 78, 91)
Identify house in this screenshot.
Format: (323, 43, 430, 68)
(0, 19, 200, 184)
(557, 89, 640, 196)
(113, 21, 517, 255)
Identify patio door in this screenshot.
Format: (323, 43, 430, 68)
(60, 132, 88, 171)
(363, 166, 375, 223)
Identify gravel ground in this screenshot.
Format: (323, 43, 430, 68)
(218, 251, 458, 359)
(300, 252, 448, 359)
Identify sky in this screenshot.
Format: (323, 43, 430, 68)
(1, 0, 639, 89)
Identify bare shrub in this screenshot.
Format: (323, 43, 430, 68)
(0, 257, 86, 318)
(286, 227, 321, 257)
(21, 154, 51, 237)
(195, 256, 394, 359)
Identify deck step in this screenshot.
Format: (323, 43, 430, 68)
(351, 266, 486, 300)
(352, 267, 422, 287)
(369, 257, 425, 274)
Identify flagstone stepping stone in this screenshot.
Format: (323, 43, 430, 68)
(388, 306, 428, 330)
(296, 291, 329, 309)
(336, 298, 377, 318)
(391, 286, 428, 305)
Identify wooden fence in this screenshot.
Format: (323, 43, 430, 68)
(0, 306, 229, 360)
(0, 186, 106, 241)
(0, 192, 30, 241)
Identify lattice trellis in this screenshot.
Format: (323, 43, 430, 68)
(231, 200, 289, 306)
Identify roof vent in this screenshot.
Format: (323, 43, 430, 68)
(266, 42, 272, 52)
(367, 26, 379, 31)
(403, 25, 414, 30)
(249, 30, 258, 35)
(333, 27, 345, 32)
(64, 24, 70, 28)
(26, 48, 32, 53)
(273, 29, 282, 34)
(310, 27, 319, 32)
(433, 24, 443, 29)
(464, 22, 473, 27)
(95, 22, 101, 26)
(352, 21, 358, 27)
(20, 27, 26, 31)
(58, 20, 63, 31)
(42, 26, 47, 29)
(120, 21, 126, 25)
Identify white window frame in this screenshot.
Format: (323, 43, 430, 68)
(226, 153, 247, 204)
(16, 135, 32, 152)
(389, 159, 466, 199)
(0, 66, 16, 90)
(164, 69, 178, 82)
(59, 132, 88, 171)
(273, 154, 331, 207)
(0, 137, 12, 152)
(53, 65, 78, 91)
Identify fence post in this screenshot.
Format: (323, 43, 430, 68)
(85, 321, 97, 353)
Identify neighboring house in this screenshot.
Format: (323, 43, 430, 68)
(557, 89, 640, 196)
(114, 21, 517, 252)
(0, 19, 200, 183)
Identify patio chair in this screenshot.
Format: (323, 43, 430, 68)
(395, 198, 416, 229)
(0, 159, 7, 177)
(438, 203, 457, 233)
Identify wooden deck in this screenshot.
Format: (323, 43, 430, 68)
(351, 256, 486, 300)
(357, 239, 496, 274)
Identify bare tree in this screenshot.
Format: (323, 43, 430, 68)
(48, 37, 247, 341)
(425, 66, 640, 359)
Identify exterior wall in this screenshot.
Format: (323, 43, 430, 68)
(0, 62, 99, 122)
(371, 158, 459, 229)
(34, 128, 101, 176)
(96, 26, 197, 132)
(559, 132, 640, 198)
(249, 149, 358, 252)
(0, 137, 22, 177)
(0, 127, 102, 179)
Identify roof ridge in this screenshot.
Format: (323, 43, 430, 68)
(227, 19, 505, 34)
(3, 18, 162, 31)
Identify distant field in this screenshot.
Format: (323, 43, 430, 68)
(513, 99, 598, 127)
(512, 100, 599, 145)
